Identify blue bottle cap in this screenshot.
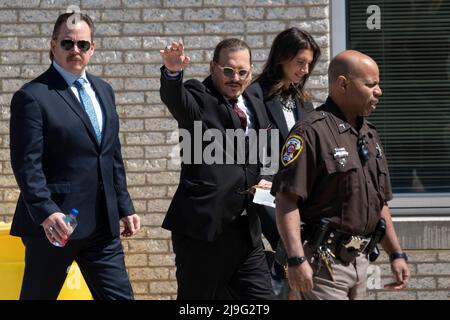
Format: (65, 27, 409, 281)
(70, 208, 80, 216)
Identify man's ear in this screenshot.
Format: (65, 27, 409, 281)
(50, 39, 56, 55)
(336, 75, 348, 92)
(209, 61, 214, 74)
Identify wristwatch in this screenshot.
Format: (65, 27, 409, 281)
(287, 256, 307, 267)
(389, 252, 408, 262)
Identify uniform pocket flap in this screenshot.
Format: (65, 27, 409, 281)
(324, 157, 358, 174)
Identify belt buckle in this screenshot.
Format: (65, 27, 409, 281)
(343, 236, 370, 252)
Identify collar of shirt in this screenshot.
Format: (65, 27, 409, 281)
(52, 61, 88, 87)
(325, 97, 371, 137)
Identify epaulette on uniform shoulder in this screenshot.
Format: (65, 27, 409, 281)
(304, 109, 327, 125)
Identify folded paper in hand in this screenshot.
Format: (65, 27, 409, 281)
(252, 187, 275, 208)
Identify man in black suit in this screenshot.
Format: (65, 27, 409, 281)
(159, 39, 274, 299)
(9, 13, 140, 300)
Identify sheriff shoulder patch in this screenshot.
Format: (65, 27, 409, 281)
(281, 135, 305, 167)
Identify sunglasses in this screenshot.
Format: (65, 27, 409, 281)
(60, 39, 91, 52)
(214, 62, 251, 80)
(357, 134, 371, 162)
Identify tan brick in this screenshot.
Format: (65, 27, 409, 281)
(122, 146, 145, 159)
(146, 199, 171, 213)
(20, 65, 47, 78)
(0, 24, 40, 36)
(131, 281, 149, 294)
(128, 186, 167, 199)
(1, 52, 40, 64)
(125, 133, 166, 145)
(167, 186, 178, 197)
(2, 189, 19, 202)
(119, 119, 145, 132)
(377, 263, 417, 276)
(0, 175, 17, 187)
(125, 159, 167, 172)
(146, 172, 180, 185)
(376, 291, 417, 300)
(115, 92, 145, 104)
(417, 291, 450, 300)
(148, 254, 175, 267)
(126, 172, 147, 185)
(132, 200, 147, 213)
(0, 202, 17, 215)
(128, 239, 169, 253)
(125, 253, 148, 267)
(0, 66, 20, 78)
(407, 251, 438, 262)
(403, 277, 436, 290)
(437, 277, 450, 289)
(0, 10, 18, 22)
(0, 121, 9, 134)
(140, 213, 165, 226)
(150, 281, 177, 294)
(118, 105, 166, 118)
(437, 252, 450, 261)
(308, 6, 329, 18)
(417, 263, 450, 275)
(144, 146, 176, 159)
(124, 78, 159, 90)
(128, 267, 170, 280)
(147, 227, 171, 239)
(145, 118, 178, 131)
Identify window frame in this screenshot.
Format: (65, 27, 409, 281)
(331, 0, 450, 216)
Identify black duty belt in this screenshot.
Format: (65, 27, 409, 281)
(302, 218, 386, 264)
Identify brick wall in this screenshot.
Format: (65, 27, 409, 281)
(2, 0, 448, 300)
(368, 250, 450, 300)
(0, 0, 330, 300)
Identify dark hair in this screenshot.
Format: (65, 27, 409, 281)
(212, 38, 252, 65)
(49, 12, 95, 61)
(255, 28, 321, 101)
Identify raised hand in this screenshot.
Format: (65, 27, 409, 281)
(160, 41, 191, 72)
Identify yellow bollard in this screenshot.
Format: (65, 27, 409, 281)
(0, 222, 92, 300)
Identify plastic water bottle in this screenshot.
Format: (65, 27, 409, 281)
(52, 208, 79, 247)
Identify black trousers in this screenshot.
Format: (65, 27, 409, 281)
(256, 205, 280, 251)
(172, 216, 274, 300)
(19, 190, 133, 300)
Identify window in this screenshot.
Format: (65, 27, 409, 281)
(337, 0, 450, 214)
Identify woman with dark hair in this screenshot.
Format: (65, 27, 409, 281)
(247, 27, 321, 299)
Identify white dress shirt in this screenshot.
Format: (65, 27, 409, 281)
(52, 62, 104, 133)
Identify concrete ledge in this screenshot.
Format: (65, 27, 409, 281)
(393, 218, 450, 249)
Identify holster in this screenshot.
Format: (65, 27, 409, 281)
(302, 218, 387, 264)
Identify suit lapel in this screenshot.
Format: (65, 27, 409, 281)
(266, 98, 289, 140)
(47, 66, 99, 147)
(203, 76, 243, 130)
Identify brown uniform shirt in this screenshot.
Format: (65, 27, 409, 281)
(271, 97, 392, 235)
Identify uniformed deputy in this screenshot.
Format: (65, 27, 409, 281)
(271, 50, 410, 300)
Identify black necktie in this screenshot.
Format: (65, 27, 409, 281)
(230, 98, 247, 130)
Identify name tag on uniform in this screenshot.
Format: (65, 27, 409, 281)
(333, 147, 349, 167)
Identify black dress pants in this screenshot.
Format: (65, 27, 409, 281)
(172, 216, 274, 300)
(19, 190, 133, 300)
(20, 231, 133, 300)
